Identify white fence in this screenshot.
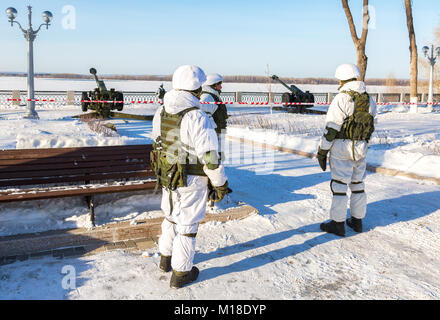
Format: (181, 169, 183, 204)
(1, 90, 439, 108)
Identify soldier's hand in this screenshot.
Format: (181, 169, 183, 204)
(317, 147, 329, 171)
(208, 181, 229, 203)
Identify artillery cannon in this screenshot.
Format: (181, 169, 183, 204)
(271, 75, 315, 113)
(81, 68, 124, 118)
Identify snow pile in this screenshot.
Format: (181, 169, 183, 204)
(0, 111, 151, 150)
(16, 131, 138, 149)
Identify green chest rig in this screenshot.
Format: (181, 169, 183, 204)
(336, 90, 375, 160)
(202, 91, 228, 134)
(150, 106, 206, 192)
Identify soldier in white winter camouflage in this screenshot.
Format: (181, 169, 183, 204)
(317, 63, 377, 237)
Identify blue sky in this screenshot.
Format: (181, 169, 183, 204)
(1, 0, 440, 79)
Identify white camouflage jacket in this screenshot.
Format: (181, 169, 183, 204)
(152, 89, 227, 187)
(319, 81, 377, 161)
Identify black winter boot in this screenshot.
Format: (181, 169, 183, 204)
(320, 220, 345, 237)
(170, 266, 199, 289)
(346, 217, 363, 233)
(159, 254, 172, 273)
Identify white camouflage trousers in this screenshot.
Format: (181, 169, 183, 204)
(158, 175, 208, 272)
(328, 156, 367, 222)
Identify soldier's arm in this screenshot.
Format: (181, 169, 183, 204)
(151, 106, 163, 141)
(185, 111, 227, 186)
(199, 93, 218, 115)
(319, 94, 348, 150)
(369, 96, 377, 119)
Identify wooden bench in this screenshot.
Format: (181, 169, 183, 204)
(0, 144, 156, 226)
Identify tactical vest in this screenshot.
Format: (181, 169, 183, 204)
(336, 90, 375, 160)
(150, 106, 206, 191)
(202, 91, 228, 134)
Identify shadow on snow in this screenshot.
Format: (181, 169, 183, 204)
(196, 190, 440, 283)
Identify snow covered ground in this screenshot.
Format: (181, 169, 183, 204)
(0, 102, 440, 300)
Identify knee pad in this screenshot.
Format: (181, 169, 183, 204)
(330, 179, 348, 196)
(349, 181, 365, 194)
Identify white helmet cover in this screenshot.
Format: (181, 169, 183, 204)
(172, 65, 207, 91)
(334, 63, 360, 81)
(204, 73, 223, 86)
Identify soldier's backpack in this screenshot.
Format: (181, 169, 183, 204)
(336, 90, 375, 160)
(337, 90, 375, 142)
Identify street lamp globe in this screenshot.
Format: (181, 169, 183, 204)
(42, 11, 53, 24)
(422, 46, 429, 57)
(5, 7, 17, 20)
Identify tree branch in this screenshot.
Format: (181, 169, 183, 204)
(360, 0, 370, 44)
(341, 0, 360, 45)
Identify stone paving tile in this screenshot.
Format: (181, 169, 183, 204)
(113, 241, 127, 249)
(83, 245, 106, 256)
(124, 240, 137, 248)
(56, 248, 77, 258)
(30, 251, 52, 260)
(74, 247, 87, 255)
(16, 254, 29, 262)
(1, 256, 16, 266)
(134, 238, 156, 250)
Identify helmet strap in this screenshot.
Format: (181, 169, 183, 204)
(338, 78, 357, 90)
(176, 87, 203, 99)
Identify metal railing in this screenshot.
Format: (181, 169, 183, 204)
(1, 90, 439, 108)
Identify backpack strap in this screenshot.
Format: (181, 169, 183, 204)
(202, 91, 221, 103)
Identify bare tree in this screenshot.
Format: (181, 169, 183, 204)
(341, 0, 370, 81)
(404, 0, 418, 103)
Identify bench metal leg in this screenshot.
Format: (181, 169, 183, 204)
(85, 195, 95, 227)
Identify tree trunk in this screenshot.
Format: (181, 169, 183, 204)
(341, 0, 370, 81)
(404, 0, 418, 104)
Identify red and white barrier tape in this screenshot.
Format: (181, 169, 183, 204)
(5, 98, 439, 106)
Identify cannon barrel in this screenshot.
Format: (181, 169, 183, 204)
(271, 74, 314, 105)
(271, 74, 307, 95)
(90, 68, 107, 92)
(271, 75, 293, 93)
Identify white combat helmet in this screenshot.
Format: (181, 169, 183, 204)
(204, 73, 223, 86)
(334, 63, 360, 81)
(172, 65, 207, 91)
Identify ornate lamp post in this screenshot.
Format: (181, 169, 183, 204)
(6, 6, 53, 119)
(422, 44, 440, 112)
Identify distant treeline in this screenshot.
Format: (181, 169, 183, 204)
(0, 72, 411, 86)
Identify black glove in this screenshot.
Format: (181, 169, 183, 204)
(317, 147, 329, 171)
(208, 181, 229, 203)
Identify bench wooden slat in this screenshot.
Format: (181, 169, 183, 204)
(0, 157, 148, 174)
(0, 153, 148, 166)
(0, 163, 151, 180)
(0, 145, 153, 160)
(0, 180, 157, 203)
(0, 170, 155, 187)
